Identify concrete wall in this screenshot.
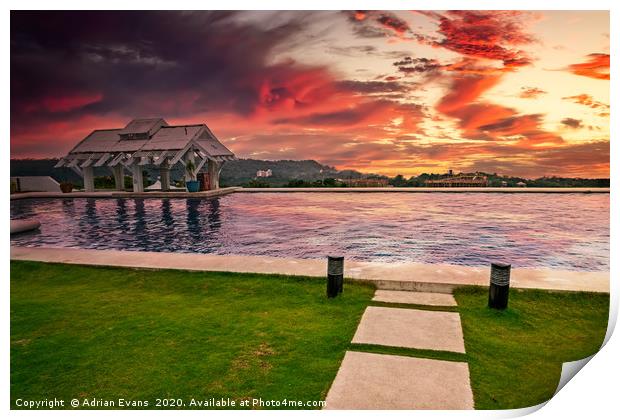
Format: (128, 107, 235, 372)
(11, 176, 61, 192)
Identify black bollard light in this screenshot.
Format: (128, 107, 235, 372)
(488, 263, 511, 309)
(327, 256, 344, 298)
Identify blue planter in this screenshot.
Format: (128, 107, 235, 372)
(186, 180, 200, 192)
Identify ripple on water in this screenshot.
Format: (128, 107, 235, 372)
(10, 193, 609, 271)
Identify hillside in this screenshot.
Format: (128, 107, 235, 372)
(10, 158, 609, 188)
(10, 158, 368, 188)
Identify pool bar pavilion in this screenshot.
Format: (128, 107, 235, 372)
(55, 118, 236, 192)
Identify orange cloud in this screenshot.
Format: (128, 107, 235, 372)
(428, 13, 563, 148)
(563, 93, 609, 110)
(519, 87, 546, 99)
(353, 11, 367, 21)
(568, 53, 610, 80)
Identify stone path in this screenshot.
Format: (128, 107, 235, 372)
(352, 306, 465, 353)
(324, 352, 474, 409)
(325, 290, 474, 410)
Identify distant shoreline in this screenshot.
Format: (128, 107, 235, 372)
(9, 186, 610, 201)
(238, 187, 610, 193)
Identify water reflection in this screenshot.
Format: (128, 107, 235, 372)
(186, 199, 202, 243)
(9, 193, 610, 271)
(61, 199, 76, 218)
(133, 199, 147, 244)
(161, 200, 174, 228)
(208, 198, 221, 230)
(115, 199, 129, 232)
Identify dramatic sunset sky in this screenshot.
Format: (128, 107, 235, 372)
(10, 10, 610, 177)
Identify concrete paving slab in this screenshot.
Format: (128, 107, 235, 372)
(352, 306, 466, 353)
(373, 290, 457, 306)
(9, 247, 609, 293)
(324, 351, 474, 409)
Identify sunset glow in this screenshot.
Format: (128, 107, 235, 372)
(10, 11, 610, 178)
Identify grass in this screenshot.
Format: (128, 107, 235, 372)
(11, 262, 609, 410)
(349, 343, 468, 363)
(453, 286, 609, 409)
(10, 261, 374, 409)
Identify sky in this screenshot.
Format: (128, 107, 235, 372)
(10, 10, 610, 178)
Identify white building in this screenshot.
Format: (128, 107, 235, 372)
(55, 117, 236, 192)
(256, 169, 272, 178)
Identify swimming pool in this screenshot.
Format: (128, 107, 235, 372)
(10, 192, 609, 271)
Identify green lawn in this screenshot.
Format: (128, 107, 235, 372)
(11, 261, 609, 410)
(454, 286, 608, 409)
(10, 261, 374, 409)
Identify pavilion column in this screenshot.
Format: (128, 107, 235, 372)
(130, 163, 144, 193)
(160, 160, 171, 191)
(83, 166, 95, 192)
(208, 160, 221, 190)
(112, 165, 125, 191)
(184, 150, 195, 182)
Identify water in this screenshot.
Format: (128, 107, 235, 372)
(10, 193, 609, 271)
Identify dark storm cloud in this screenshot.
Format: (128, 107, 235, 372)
(376, 13, 411, 35)
(10, 11, 319, 127)
(334, 80, 415, 94)
(345, 10, 412, 39)
(561, 118, 583, 129)
(393, 57, 443, 75)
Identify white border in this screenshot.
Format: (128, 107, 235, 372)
(2, 2, 616, 419)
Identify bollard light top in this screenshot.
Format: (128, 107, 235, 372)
(327, 256, 344, 261)
(491, 262, 511, 269)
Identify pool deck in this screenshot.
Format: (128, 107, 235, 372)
(239, 187, 609, 193)
(10, 247, 609, 293)
(9, 186, 609, 200)
(9, 187, 242, 200)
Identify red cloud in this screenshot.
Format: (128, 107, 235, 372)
(272, 99, 424, 131)
(568, 53, 610, 80)
(436, 74, 503, 114)
(425, 11, 536, 68)
(23, 92, 103, 113)
(436, 74, 563, 146)
(424, 11, 563, 147)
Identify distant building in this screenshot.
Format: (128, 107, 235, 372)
(425, 173, 489, 187)
(340, 178, 389, 187)
(256, 169, 272, 178)
(501, 181, 508, 187)
(516, 181, 527, 187)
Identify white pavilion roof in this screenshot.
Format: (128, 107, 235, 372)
(57, 117, 236, 171)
